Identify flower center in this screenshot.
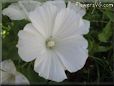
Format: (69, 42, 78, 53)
(46, 38, 55, 49)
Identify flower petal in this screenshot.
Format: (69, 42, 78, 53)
(2, 3, 26, 20)
(0, 60, 16, 74)
(17, 23, 45, 62)
(68, 2, 86, 17)
(55, 35, 88, 72)
(15, 72, 29, 84)
(78, 19, 90, 35)
(29, 3, 58, 37)
(53, 8, 80, 39)
(45, 0, 66, 10)
(53, 8, 90, 39)
(34, 50, 67, 82)
(18, 0, 41, 20)
(2, 0, 41, 20)
(0, 70, 15, 84)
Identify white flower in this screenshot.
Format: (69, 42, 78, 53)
(17, 1, 90, 82)
(2, 0, 65, 21)
(0, 60, 29, 84)
(2, 0, 41, 20)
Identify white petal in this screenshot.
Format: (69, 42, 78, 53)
(55, 35, 88, 72)
(2, 3, 26, 20)
(34, 50, 67, 82)
(18, 0, 41, 20)
(0, 60, 16, 74)
(0, 70, 15, 84)
(68, 2, 86, 17)
(45, 0, 66, 10)
(17, 23, 45, 62)
(29, 3, 58, 37)
(78, 19, 90, 34)
(2, 0, 41, 20)
(15, 72, 29, 84)
(18, 0, 41, 12)
(53, 8, 80, 39)
(57, 35, 88, 49)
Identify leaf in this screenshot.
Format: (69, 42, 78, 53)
(96, 46, 112, 52)
(103, 9, 114, 22)
(98, 21, 112, 42)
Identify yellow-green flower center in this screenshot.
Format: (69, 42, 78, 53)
(46, 38, 55, 49)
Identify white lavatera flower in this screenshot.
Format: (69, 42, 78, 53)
(2, 0, 41, 20)
(16, 0, 90, 82)
(2, 0, 65, 21)
(0, 60, 29, 84)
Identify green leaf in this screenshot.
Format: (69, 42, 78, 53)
(98, 21, 112, 42)
(103, 9, 114, 22)
(96, 46, 112, 52)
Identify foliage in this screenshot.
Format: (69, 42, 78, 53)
(2, 1, 113, 85)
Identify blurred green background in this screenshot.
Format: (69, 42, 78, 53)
(1, 0, 114, 85)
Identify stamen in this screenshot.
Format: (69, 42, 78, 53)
(46, 37, 55, 49)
